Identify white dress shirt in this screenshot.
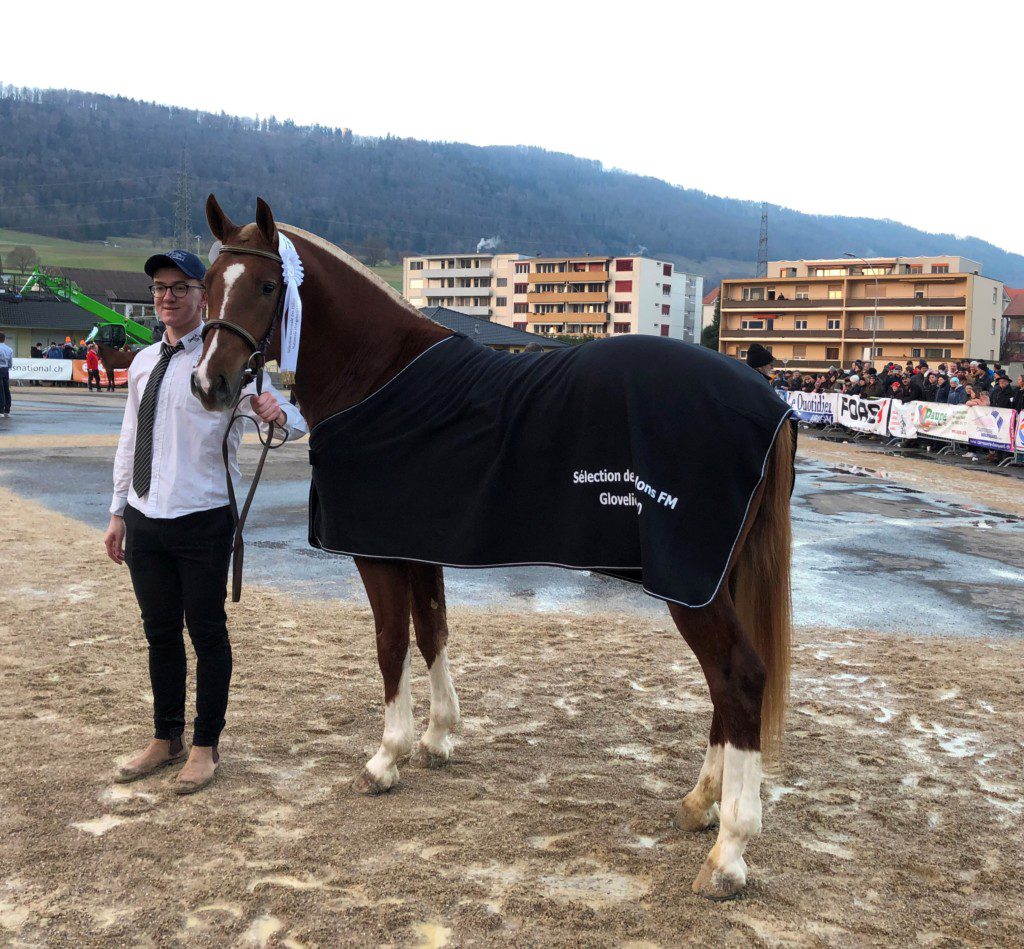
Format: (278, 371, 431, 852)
(111, 323, 308, 518)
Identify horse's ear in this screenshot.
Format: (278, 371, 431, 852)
(206, 194, 236, 241)
(255, 197, 277, 246)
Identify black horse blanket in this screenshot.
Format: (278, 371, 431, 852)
(308, 333, 791, 607)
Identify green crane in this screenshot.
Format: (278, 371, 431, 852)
(19, 268, 154, 347)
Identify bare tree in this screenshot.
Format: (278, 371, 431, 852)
(9, 245, 40, 272)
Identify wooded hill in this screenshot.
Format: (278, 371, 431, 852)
(2, 85, 1022, 286)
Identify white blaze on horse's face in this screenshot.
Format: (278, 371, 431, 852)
(195, 261, 247, 393)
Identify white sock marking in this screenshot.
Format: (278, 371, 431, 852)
(704, 745, 762, 886)
(365, 648, 413, 788)
(680, 742, 724, 826)
(420, 648, 460, 758)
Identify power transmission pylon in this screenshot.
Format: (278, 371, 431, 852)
(172, 149, 194, 251)
(756, 202, 768, 278)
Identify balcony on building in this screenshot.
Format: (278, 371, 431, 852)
(423, 267, 492, 279)
(527, 270, 609, 284)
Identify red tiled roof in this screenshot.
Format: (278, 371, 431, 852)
(703, 287, 720, 305)
(1004, 287, 1024, 317)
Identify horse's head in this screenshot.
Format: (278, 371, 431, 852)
(191, 194, 285, 410)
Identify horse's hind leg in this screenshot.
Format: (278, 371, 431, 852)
(669, 591, 766, 900)
(674, 711, 724, 832)
(352, 557, 414, 795)
(409, 564, 460, 768)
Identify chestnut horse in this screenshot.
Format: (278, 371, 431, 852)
(192, 196, 793, 901)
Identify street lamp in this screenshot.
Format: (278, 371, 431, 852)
(195, 234, 202, 257)
(845, 253, 879, 369)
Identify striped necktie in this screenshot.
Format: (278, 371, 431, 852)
(132, 340, 184, 497)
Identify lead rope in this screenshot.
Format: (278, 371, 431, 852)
(222, 354, 289, 602)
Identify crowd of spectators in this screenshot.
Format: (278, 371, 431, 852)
(772, 358, 1024, 412)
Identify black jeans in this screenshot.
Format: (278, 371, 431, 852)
(87, 368, 102, 391)
(124, 504, 234, 746)
(0, 367, 10, 413)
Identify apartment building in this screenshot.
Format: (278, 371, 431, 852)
(718, 256, 1005, 373)
(404, 252, 703, 343)
(403, 253, 526, 322)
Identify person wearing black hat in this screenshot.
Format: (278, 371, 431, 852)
(104, 249, 308, 794)
(745, 342, 775, 379)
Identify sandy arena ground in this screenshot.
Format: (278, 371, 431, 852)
(2, 460, 1024, 946)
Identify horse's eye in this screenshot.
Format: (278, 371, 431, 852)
(262, 282, 276, 295)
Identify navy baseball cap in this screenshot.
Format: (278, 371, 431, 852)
(144, 249, 206, 280)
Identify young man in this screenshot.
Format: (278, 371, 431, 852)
(104, 249, 307, 794)
(0, 332, 12, 417)
(85, 343, 102, 392)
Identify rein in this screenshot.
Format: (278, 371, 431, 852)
(202, 242, 290, 602)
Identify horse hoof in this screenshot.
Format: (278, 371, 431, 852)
(691, 856, 746, 901)
(414, 745, 451, 770)
(674, 799, 719, 832)
(352, 767, 397, 795)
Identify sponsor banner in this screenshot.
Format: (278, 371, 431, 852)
(967, 406, 1016, 452)
(836, 395, 892, 435)
(1016, 416, 1024, 453)
(785, 391, 838, 424)
(70, 359, 129, 387)
(10, 358, 72, 381)
(887, 400, 919, 439)
(913, 402, 969, 443)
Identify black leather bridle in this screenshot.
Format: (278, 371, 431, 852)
(201, 242, 291, 602)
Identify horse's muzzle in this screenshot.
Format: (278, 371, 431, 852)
(190, 368, 237, 412)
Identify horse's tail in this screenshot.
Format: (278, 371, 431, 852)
(733, 419, 793, 759)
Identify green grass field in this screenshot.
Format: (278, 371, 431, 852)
(0, 228, 404, 290)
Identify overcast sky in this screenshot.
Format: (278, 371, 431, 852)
(8, 1, 1023, 254)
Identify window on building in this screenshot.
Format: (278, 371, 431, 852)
(513, 322, 527, 331)
(911, 348, 921, 358)
(496, 277, 507, 287)
(872, 346, 884, 357)
(781, 268, 798, 278)
(615, 280, 633, 292)
(914, 289, 925, 299)
(932, 264, 950, 274)
(991, 318, 997, 335)
(614, 301, 631, 314)
(613, 322, 631, 334)
(409, 261, 424, 270)
(409, 278, 423, 289)
(827, 318, 841, 330)
(795, 285, 809, 299)
(663, 263, 672, 277)
(907, 265, 923, 274)
(616, 259, 634, 271)
(742, 287, 765, 301)
(793, 345, 807, 358)
(741, 319, 765, 330)
(925, 348, 953, 359)
(662, 304, 670, 316)
(795, 319, 808, 329)
(660, 325, 670, 337)
(515, 262, 529, 274)
(738, 349, 749, 359)
(495, 297, 507, 307)
(828, 285, 842, 300)
(513, 303, 528, 314)
(865, 316, 885, 329)
(514, 283, 528, 294)
(826, 346, 840, 361)
(862, 267, 891, 276)
(815, 267, 848, 277)
(926, 314, 953, 330)
(662, 284, 671, 296)
(993, 288, 998, 304)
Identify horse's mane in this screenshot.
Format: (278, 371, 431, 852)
(278, 223, 430, 322)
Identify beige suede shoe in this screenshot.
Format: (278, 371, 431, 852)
(172, 746, 220, 795)
(114, 737, 186, 784)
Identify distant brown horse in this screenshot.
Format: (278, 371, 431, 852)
(191, 195, 793, 901)
(94, 340, 135, 390)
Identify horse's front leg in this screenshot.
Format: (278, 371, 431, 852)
(409, 564, 460, 767)
(352, 557, 414, 795)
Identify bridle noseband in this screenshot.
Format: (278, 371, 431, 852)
(200, 243, 287, 395)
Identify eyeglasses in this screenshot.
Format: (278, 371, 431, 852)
(150, 282, 204, 299)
